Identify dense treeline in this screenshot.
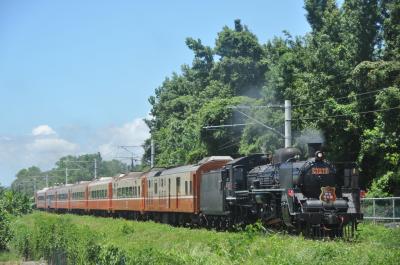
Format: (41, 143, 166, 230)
(143, 0, 400, 196)
(11, 154, 132, 198)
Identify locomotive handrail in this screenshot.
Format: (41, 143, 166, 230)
(235, 188, 285, 195)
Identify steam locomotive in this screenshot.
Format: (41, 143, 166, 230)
(200, 145, 363, 237)
(36, 145, 363, 238)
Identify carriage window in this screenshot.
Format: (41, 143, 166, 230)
(138, 187, 140, 196)
(154, 183, 158, 194)
(185, 181, 188, 195)
(189, 181, 192, 195)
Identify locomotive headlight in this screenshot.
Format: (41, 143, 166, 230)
(316, 151, 324, 160)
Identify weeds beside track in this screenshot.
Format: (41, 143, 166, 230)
(6, 212, 400, 265)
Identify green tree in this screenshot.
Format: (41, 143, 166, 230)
(381, 0, 400, 60)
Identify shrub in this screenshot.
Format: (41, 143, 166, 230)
(0, 207, 13, 250)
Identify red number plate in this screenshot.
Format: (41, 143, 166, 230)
(312, 167, 329, 174)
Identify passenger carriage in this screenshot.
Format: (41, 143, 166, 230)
(45, 187, 57, 210)
(70, 181, 90, 212)
(35, 188, 48, 209)
(56, 184, 72, 211)
(87, 177, 113, 213)
(142, 156, 232, 223)
(112, 172, 143, 216)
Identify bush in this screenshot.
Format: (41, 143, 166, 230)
(0, 190, 32, 216)
(0, 207, 13, 250)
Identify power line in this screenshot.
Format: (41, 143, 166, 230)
(231, 104, 283, 109)
(203, 123, 254, 130)
(291, 87, 389, 108)
(231, 87, 389, 110)
(229, 107, 285, 138)
(293, 106, 400, 121)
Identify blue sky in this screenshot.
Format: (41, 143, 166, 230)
(0, 0, 310, 186)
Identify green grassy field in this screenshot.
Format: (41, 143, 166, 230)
(3, 212, 400, 264)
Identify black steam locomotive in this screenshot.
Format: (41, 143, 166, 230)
(200, 146, 363, 237)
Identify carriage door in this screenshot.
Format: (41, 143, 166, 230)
(176, 177, 181, 209)
(168, 178, 171, 208)
(141, 178, 147, 212)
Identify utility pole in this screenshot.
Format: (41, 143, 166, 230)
(285, 100, 292, 148)
(46, 174, 48, 188)
(94, 159, 97, 180)
(118, 145, 141, 171)
(213, 100, 292, 149)
(65, 167, 68, 185)
(151, 139, 155, 168)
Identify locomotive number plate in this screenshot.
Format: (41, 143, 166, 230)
(312, 167, 329, 175)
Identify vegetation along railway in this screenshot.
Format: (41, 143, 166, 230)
(36, 144, 363, 238)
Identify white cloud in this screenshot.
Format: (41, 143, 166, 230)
(27, 138, 78, 153)
(23, 138, 80, 175)
(0, 136, 11, 141)
(98, 118, 149, 160)
(32, 125, 56, 136)
(0, 118, 149, 186)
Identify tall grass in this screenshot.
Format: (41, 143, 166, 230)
(10, 212, 400, 265)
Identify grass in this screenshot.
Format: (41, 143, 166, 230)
(5, 211, 400, 264)
(0, 250, 21, 263)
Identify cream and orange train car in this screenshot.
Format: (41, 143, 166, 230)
(111, 172, 143, 217)
(45, 187, 57, 210)
(55, 184, 71, 211)
(87, 177, 113, 214)
(35, 187, 48, 209)
(141, 156, 232, 224)
(70, 181, 90, 213)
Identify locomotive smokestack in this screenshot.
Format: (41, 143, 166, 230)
(307, 143, 322, 158)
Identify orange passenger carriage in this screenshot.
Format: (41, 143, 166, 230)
(35, 188, 48, 210)
(142, 156, 232, 223)
(87, 177, 113, 213)
(70, 181, 90, 213)
(45, 187, 57, 210)
(111, 172, 143, 216)
(55, 184, 72, 211)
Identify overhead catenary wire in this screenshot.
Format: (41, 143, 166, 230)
(232, 104, 284, 109)
(229, 107, 285, 138)
(203, 123, 254, 130)
(231, 87, 390, 110)
(292, 106, 400, 121)
(291, 87, 390, 108)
